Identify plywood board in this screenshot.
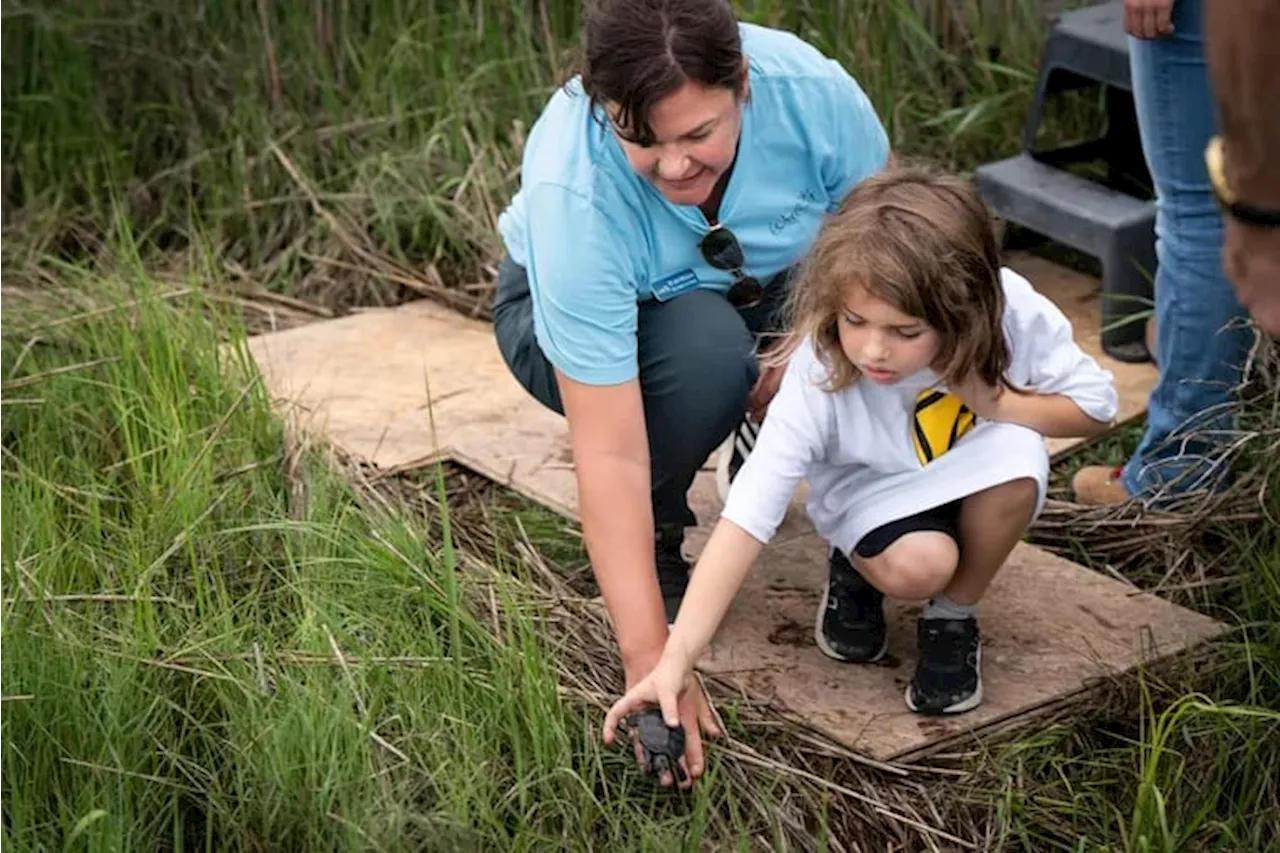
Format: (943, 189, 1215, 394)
(695, 536, 1223, 762)
(1004, 252, 1159, 457)
(246, 299, 558, 469)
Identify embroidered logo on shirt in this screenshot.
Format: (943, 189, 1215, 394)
(912, 389, 976, 465)
(769, 188, 821, 235)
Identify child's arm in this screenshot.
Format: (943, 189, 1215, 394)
(973, 270, 1121, 438)
(1001, 388, 1112, 437)
(601, 519, 764, 737)
(667, 520, 765, 667)
(955, 378, 1113, 438)
(603, 342, 832, 746)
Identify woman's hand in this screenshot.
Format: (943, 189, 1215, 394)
(748, 361, 786, 422)
(748, 340, 791, 422)
(1124, 0, 1174, 39)
(605, 647, 719, 789)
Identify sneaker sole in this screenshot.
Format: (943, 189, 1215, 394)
(904, 645, 983, 714)
(813, 582, 887, 663)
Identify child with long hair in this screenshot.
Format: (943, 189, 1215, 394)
(602, 167, 1119, 732)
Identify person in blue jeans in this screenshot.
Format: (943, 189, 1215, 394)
(491, 0, 891, 786)
(1073, 0, 1254, 505)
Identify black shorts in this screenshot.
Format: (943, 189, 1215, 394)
(852, 499, 962, 559)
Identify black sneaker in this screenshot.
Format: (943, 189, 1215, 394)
(906, 617, 983, 714)
(716, 416, 760, 502)
(655, 525, 690, 625)
(814, 548, 887, 663)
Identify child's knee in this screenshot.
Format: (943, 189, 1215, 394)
(859, 533, 959, 600)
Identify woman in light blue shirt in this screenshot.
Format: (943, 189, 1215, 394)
(492, 0, 890, 786)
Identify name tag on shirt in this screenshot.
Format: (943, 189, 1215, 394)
(650, 268, 700, 302)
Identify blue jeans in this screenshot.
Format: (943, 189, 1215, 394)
(1122, 0, 1252, 500)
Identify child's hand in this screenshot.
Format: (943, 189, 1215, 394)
(602, 650, 700, 787)
(950, 372, 1006, 421)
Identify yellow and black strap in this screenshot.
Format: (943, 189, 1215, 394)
(912, 389, 976, 466)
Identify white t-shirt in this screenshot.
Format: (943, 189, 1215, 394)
(721, 268, 1120, 555)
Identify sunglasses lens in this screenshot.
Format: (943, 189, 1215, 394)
(700, 228, 745, 270)
(727, 276, 763, 308)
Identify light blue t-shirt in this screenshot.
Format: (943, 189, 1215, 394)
(497, 22, 890, 386)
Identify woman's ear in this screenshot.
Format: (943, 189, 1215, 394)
(739, 56, 751, 101)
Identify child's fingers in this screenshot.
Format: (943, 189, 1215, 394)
(601, 689, 650, 744)
(657, 684, 680, 728)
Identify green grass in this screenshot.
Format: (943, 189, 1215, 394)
(0, 266, 725, 849)
(7, 252, 942, 849)
(2, 0, 1103, 313)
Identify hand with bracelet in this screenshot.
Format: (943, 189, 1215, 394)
(1204, 0, 1280, 339)
(1206, 135, 1280, 337)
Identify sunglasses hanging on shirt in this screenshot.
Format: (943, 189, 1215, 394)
(699, 223, 764, 309)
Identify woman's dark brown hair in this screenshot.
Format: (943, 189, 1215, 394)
(579, 0, 745, 146)
(779, 165, 1012, 392)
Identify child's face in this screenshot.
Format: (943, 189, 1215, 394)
(837, 284, 941, 385)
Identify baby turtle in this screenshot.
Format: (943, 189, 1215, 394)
(630, 709, 687, 783)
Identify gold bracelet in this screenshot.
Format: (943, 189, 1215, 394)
(1205, 135, 1236, 204)
(1206, 135, 1280, 227)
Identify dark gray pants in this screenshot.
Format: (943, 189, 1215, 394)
(492, 254, 792, 530)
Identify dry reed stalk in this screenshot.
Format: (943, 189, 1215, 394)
(1030, 335, 1278, 603)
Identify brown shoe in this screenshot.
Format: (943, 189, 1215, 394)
(1071, 465, 1132, 506)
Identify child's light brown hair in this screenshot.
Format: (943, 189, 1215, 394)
(778, 165, 1011, 392)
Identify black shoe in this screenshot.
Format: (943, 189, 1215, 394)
(716, 417, 760, 502)
(906, 617, 983, 715)
(814, 548, 887, 663)
(655, 525, 690, 625)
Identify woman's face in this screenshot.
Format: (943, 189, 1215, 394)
(609, 70, 747, 207)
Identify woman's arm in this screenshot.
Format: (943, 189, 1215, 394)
(556, 370, 669, 675)
(561, 369, 724, 788)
